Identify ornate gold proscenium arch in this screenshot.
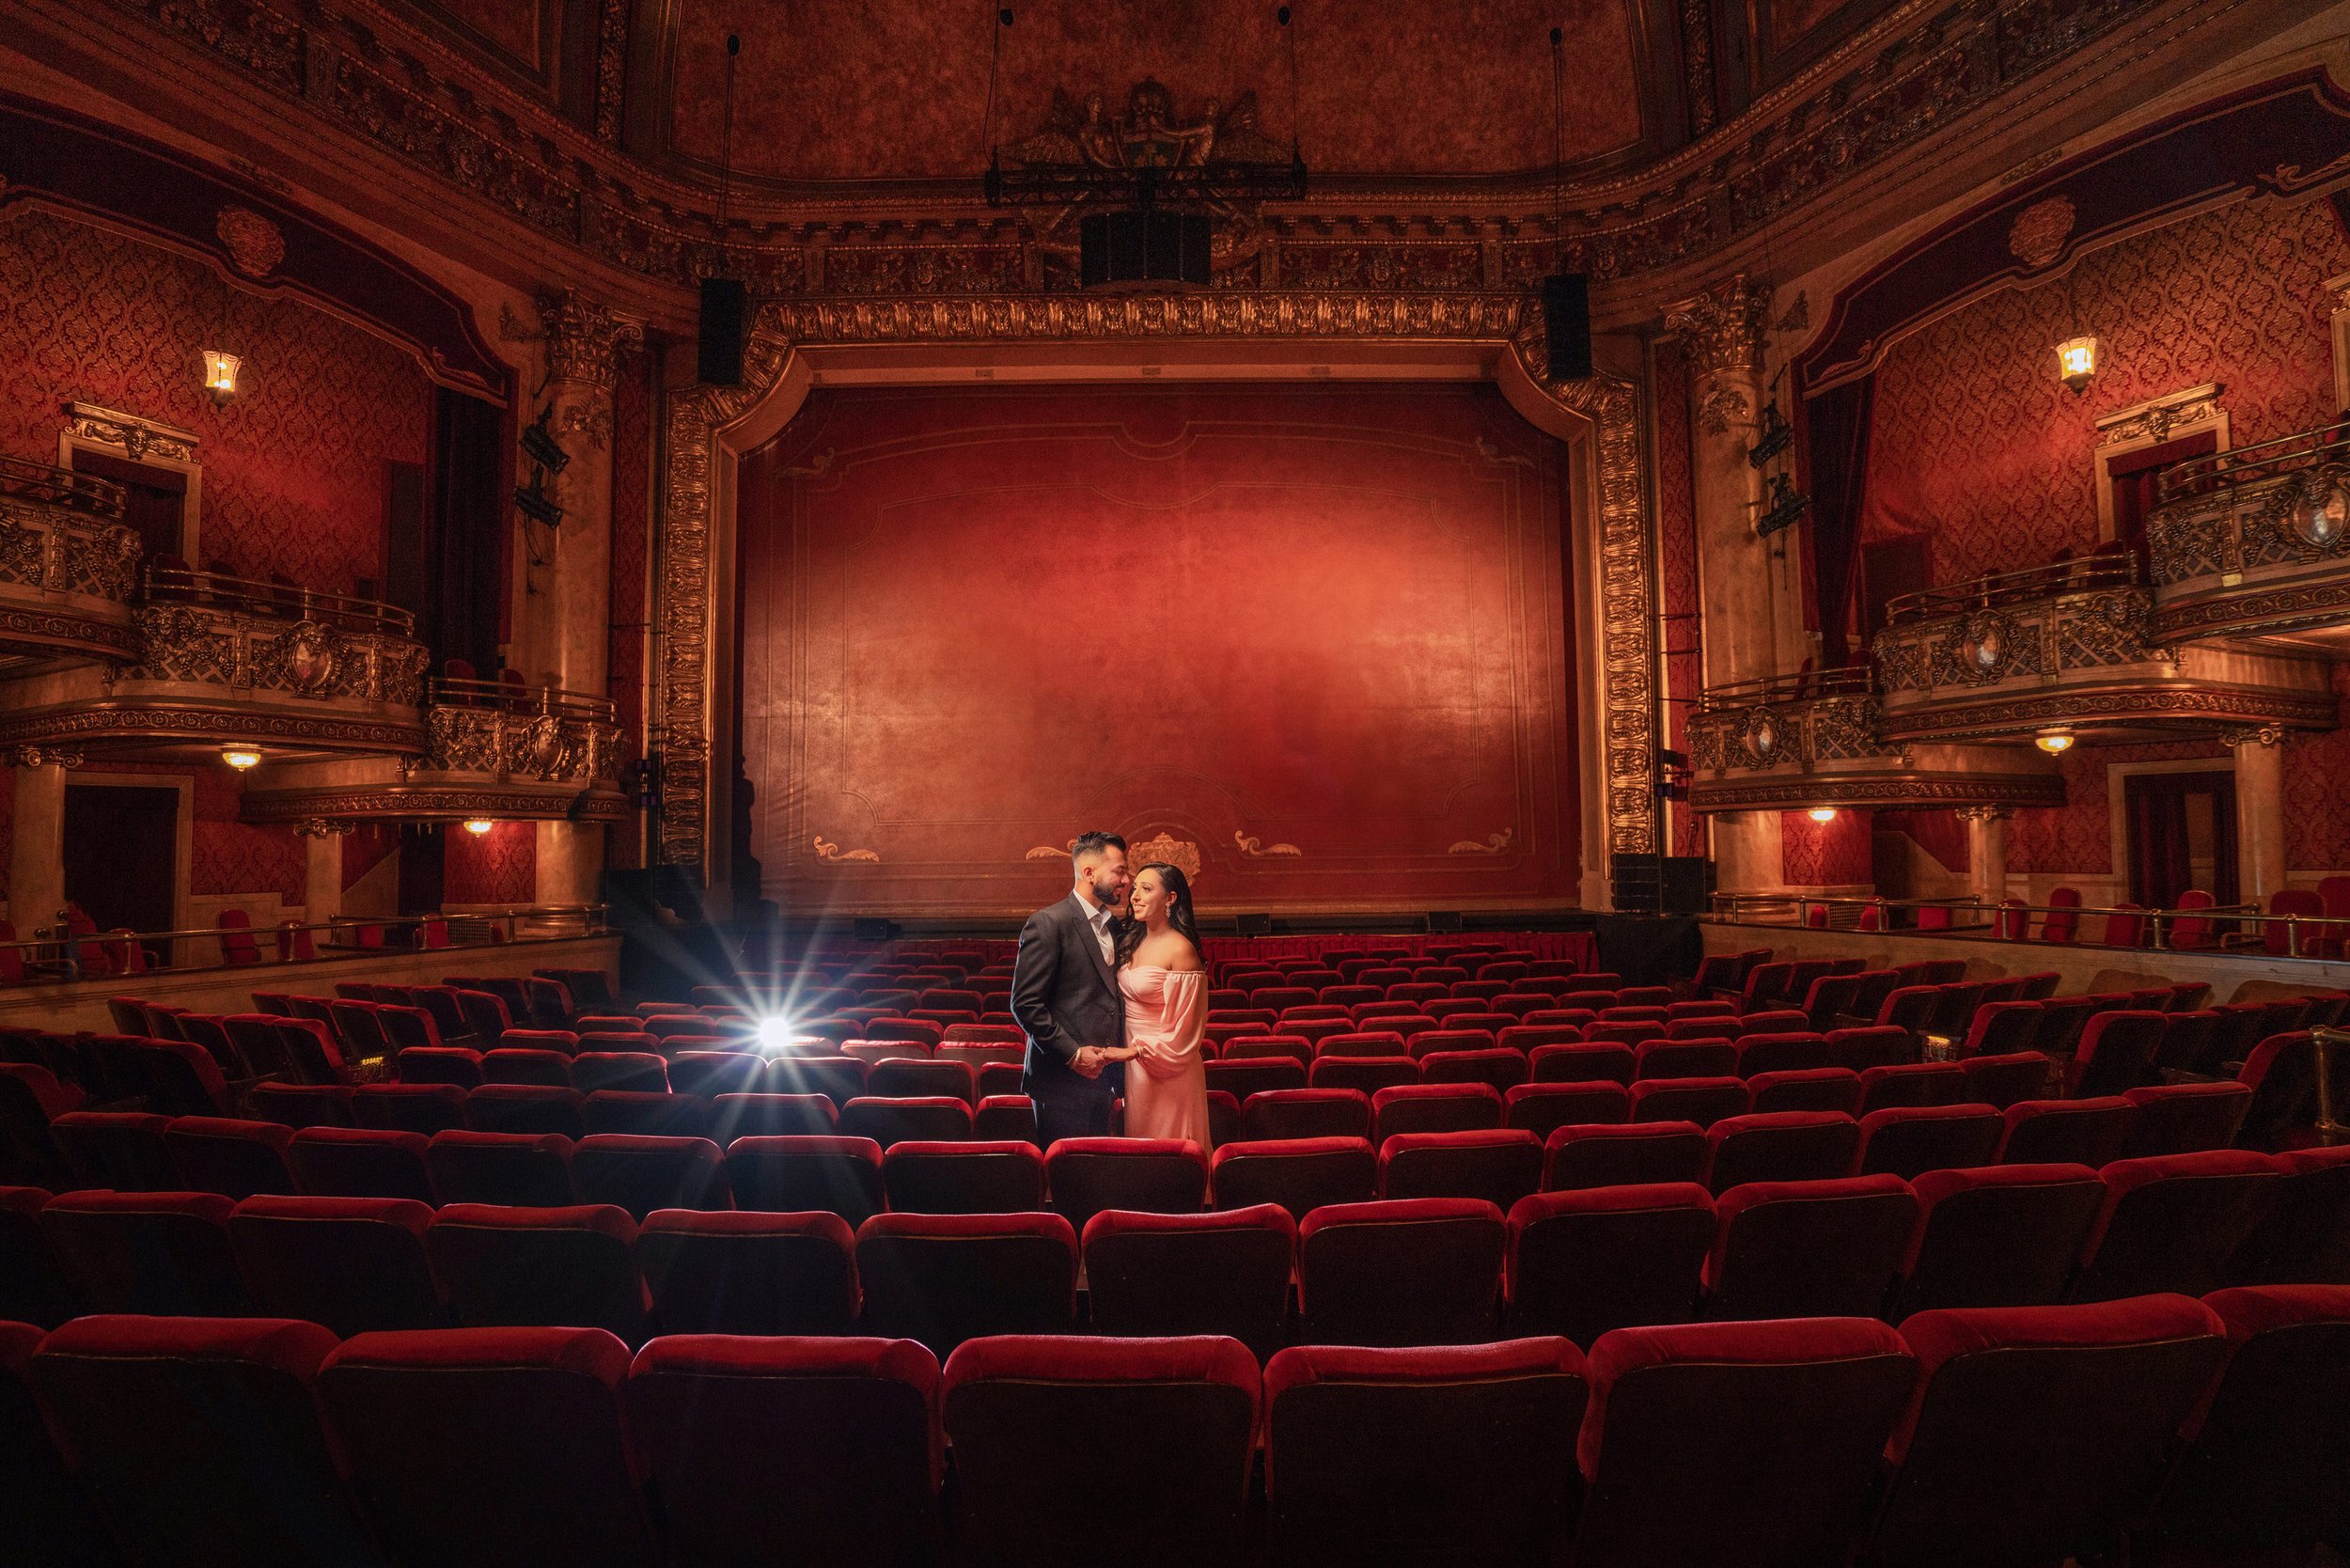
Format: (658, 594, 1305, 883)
(655, 292, 1655, 902)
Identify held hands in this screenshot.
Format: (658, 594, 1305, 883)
(1071, 1044, 1141, 1078)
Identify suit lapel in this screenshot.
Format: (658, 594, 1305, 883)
(1070, 894, 1118, 993)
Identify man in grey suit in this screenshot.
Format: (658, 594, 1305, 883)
(1012, 831, 1133, 1148)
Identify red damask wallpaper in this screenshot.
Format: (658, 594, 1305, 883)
(0, 206, 431, 589)
(0, 764, 305, 905)
(1862, 191, 2348, 586)
(444, 822, 537, 904)
(2284, 665, 2350, 873)
(1654, 339, 1706, 860)
(737, 383, 1582, 917)
(1873, 809, 1968, 873)
(2006, 739, 2231, 877)
(1781, 808, 1874, 885)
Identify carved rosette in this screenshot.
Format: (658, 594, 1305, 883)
(1662, 274, 1772, 379)
(658, 294, 1661, 871)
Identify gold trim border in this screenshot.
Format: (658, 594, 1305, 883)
(655, 291, 1656, 886)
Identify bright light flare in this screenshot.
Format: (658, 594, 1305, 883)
(756, 1016, 797, 1054)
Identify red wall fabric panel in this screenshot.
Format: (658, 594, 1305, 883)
(0, 206, 429, 589)
(444, 822, 536, 904)
(737, 384, 1582, 917)
(1780, 808, 1872, 885)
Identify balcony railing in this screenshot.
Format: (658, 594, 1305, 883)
(122, 566, 429, 709)
(2145, 418, 2350, 644)
(0, 453, 127, 519)
(1687, 672, 1897, 774)
(1708, 891, 2350, 957)
(0, 456, 144, 658)
(146, 565, 416, 637)
(9, 905, 608, 982)
(1882, 554, 2139, 624)
(1874, 568, 2158, 698)
(422, 676, 623, 785)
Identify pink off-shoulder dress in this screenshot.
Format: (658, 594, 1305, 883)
(1119, 964, 1211, 1147)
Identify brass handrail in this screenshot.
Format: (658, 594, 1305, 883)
(1882, 555, 2139, 624)
(1708, 890, 2347, 954)
(142, 564, 416, 637)
(430, 676, 617, 723)
(2157, 418, 2350, 502)
(0, 454, 126, 520)
(2313, 1026, 2349, 1147)
(14, 905, 608, 981)
(1697, 668, 1877, 711)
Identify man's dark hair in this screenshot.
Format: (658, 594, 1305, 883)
(1072, 830, 1126, 866)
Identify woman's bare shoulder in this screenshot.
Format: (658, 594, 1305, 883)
(1138, 932, 1205, 972)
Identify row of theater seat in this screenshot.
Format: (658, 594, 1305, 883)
(9, 1290, 2349, 1568)
(9, 1141, 2344, 1350)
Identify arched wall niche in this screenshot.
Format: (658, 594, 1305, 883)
(656, 294, 1654, 917)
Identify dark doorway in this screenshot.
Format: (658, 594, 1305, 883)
(1857, 537, 1932, 652)
(2124, 769, 2238, 909)
(63, 785, 178, 942)
(400, 826, 446, 916)
(70, 450, 187, 563)
(2107, 431, 2219, 555)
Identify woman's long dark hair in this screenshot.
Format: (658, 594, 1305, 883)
(1116, 862, 1205, 968)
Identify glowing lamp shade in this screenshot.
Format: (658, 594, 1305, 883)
(2055, 336, 2099, 394)
(1807, 807, 1839, 823)
(462, 819, 495, 836)
(2035, 730, 2076, 755)
(202, 350, 242, 405)
(220, 746, 261, 771)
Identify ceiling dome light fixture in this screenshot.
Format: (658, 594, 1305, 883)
(2035, 730, 2076, 755)
(462, 819, 495, 836)
(220, 746, 261, 771)
(1808, 807, 1839, 823)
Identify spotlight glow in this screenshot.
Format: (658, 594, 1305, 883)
(1808, 807, 1839, 823)
(756, 1016, 796, 1054)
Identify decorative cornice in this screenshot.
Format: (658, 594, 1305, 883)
(1663, 274, 1772, 375)
(1690, 771, 2068, 810)
(1877, 684, 2339, 739)
(0, 745, 84, 770)
(0, 703, 426, 753)
(2096, 383, 2223, 447)
(243, 783, 632, 823)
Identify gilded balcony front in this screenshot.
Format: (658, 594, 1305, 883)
(1872, 557, 2333, 744)
(0, 455, 142, 666)
(2147, 419, 2350, 649)
(1686, 670, 2061, 812)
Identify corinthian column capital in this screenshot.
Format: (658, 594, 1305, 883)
(1664, 274, 1772, 377)
(536, 289, 644, 393)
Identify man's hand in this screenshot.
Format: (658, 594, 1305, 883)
(1071, 1046, 1105, 1078)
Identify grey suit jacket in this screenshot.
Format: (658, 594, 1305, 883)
(1011, 892, 1125, 1096)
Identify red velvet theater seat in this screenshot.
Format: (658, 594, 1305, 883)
(1377, 1127, 1543, 1209)
(464, 1084, 588, 1138)
(2065, 1009, 2169, 1098)
(1853, 1104, 2004, 1181)
(667, 1051, 761, 1099)
(426, 1128, 575, 1207)
(1998, 1096, 2136, 1168)
(481, 1046, 574, 1087)
(163, 1115, 299, 1200)
(246, 1081, 356, 1131)
(1529, 1043, 1635, 1085)
(1297, 1197, 1505, 1346)
(710, 1091, 838, 1140)
(1701, 1110, 1860, 1192)
(625, 1334, 944, 1568)
(881, 1137, 1044, 1214)
(723, 1135, 885, 1226)
(2119, 1080, 2252, 1158)
(426, 1203, 649, 1342)
(1504, 1080, 1631, 1140)
(30, 1314, 373, 1567)
(1745, 1066, 1864, 1116)
(1211, 1136, 1376, 1220)
(854, 1211, 1077, 1356)
(1627, 1076, 1749, 1129)
(2232, 1143, 2350, 1285)
(1894, 1164, 2105, 1315)
(2135, 1285, 2350, 1563)
(2072, 1150, 2281, 1302)
(571, 1134, 729, 1219)
(636, 1209, 859, 1337)
(1703, 1174, 1919, 1322)
(0, 1187, 81, 1328)
(1238, 1087, 1371, 1142)
(50, 1110, 177, 1192)
(319, 1325, 659, 1568)
(837, 1095, 972, 1149)
(1043, 1137, 1207, 1231)
(42, 1189, 256, 1317)
(352, 1083, 470, 1137)
(0, 1318, 109, 1564)
(1956, 1050, 2051, 1110)
(1543, 1121, 1708, 1192)
(1569, 1317, 1915, 1568)
(1634, 1039, 1739, 1081)
(942, 1334, 1259, 1568)
(1505, 1184, 1715, 1347)
(228, 1194, 444, 1336)
(1265, 1338, 1588, 1565)
(289, 1125, 436, 1204)
(1865, 1296, 2228, 1568)
(1082, 1205, 1295, 1359)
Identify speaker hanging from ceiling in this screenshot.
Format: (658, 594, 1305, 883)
(699, 32, 745, 386)
(1540, 26, 1591, 383)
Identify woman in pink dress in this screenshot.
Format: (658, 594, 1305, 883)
(1106, 862, 1212, 1147)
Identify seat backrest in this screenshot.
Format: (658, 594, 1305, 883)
(1504, 1183, 1715, 1346)
(1082, 1205, 1296, 1358)
(1897, 1163, 2104, 1315)
(426, 1128, 575, 1206)
(1705, 1175, 1919, 1321)
(40, 1189, 255, 1315)
(1998, 1096, 2136, 1168)
(1296, 1197, 1505, 1346)
(723, 1135, 887, 1226)
(571, 1133, 728, 1219)
(319, 1325, 657, 1565)
(2069, 1010, 2168, 1098)
(426, 1202, 648, 1341)
(854, 1211, 1078, 1356)
(2074, 1151, 2282, 1302)
(1543, 1121, 1707, 1192)
(636, 1209, 860, 1336)
(1571, 1317, 1915, 1568)
(1869, 1296, 2227, 1567)
(228, 1193, 443, 1335)
(1042, 1137, 1209, 1231)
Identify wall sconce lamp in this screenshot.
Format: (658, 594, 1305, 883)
(1807, 807, 1839, 823)
(462, 819, 495, 836)
(220, 746, 262, 771)
(2055, 336, 2100, 395)
(2035, 729, 2076, 755)
(202, 351, 243, 406)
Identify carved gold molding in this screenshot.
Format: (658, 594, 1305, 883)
(1449, 830, 1515, 855)
(654, 292, 1661, 885)
(242, 783, 632, 823)
(1663, 274, 1771, 377)
(811, 836, 881, 864)
(1232, 830, 1302, 858)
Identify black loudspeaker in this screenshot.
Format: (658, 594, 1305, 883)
(1234, 913, 1274, 938)
(1543, 273, 1591, 381)
(1080, 212, 1212, 289)
(854, 917, 897, 942)
(1425, 911, 1464, 933)
(697, 276, 746, 386)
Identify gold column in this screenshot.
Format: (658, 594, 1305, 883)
(1958, 806, 2012, 907)
(2229, 726, 2288, 905)
(297, 820, 352, 927)
(7, 752, 70, 939)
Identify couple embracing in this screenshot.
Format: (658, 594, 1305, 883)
(1010, 831, 1213, 1149)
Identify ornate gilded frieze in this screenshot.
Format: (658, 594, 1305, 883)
(0, 487, 143, 659)
(124, 604, 430, 707)
(1686, 692, 1903, 773)
(2146, 425, 2350, 643)
(421, 701, 624, 786)
(657, 292, 1657, 879)
(242, 784, 633, 824)
(1663, 274, 1771, 376)
(534, 290, 645, 392)
(1874, 588, 2160, 697)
